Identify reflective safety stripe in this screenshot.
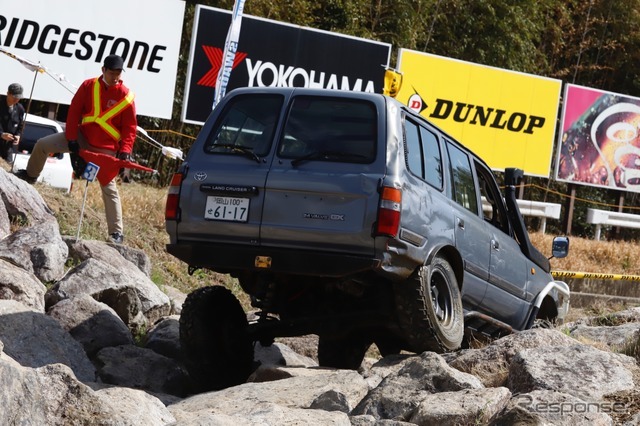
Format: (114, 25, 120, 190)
(81, 78, 135, 140)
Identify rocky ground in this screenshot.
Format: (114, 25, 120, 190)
(2, 168, 640, 425)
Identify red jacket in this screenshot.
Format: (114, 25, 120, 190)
(66, 77, 137, 154)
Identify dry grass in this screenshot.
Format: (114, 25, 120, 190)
(531, 232, 640, 276)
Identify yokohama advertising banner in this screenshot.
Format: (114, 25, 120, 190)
(396, 49, 562, 177)
(183, 5, 392, 125)
(0, 0, 185, 119)
(555, 84, 640, 193)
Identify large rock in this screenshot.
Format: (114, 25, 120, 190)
(169, 367, 369, 418)
(0, 258, 47, 311)
(444, 328, 577, 387)
(0, 300, 96, 382)
(410, 387, 512, 425)
(0, 169, 55, 226)
(144, 315, 181, 360)
(0, 358, 174, 425)
(45, 257, 171, 330)
(64, 238, 152, 278)
(93, 344, 190, 397)
(352, 351, 483, 420)
(47, 294, 134, 357)
(569, 322, 640, 351)
(507, 344, 637, 401)
(0, 220, 68, 282)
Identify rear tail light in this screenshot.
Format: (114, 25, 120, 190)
(375, 186, 402, 237)
(165, 172, 183, 221)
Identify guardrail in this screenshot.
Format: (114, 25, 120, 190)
(482, 198, 561, 234)
(586, 208, 640, 240)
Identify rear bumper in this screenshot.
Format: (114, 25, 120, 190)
(166, 242, 381, 278)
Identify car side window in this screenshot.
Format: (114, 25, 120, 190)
(421, 127, 443, 188)
(475, 161, 510, 234)
(404, 120, 423, 176)
(404, 118, 443, 189)
(446, 141, 478, 213)
(205, 94, 283, 157)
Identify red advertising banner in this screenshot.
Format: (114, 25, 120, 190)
(555, 83, 640, 193)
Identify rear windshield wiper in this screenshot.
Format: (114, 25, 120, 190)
(210, 144, 261, 163)
(291, 150, 368, 167)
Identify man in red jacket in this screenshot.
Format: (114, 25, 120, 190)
(15, 54, 137, 244)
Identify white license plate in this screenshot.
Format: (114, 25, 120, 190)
(205, 196, 249, 222)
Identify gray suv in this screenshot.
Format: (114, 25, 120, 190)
(165, 87, 569, 391)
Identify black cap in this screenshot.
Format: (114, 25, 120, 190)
(8, 83, 23, 99)
(103, 54, 124, 70)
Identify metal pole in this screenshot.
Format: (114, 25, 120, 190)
(76, 180, 90, 241)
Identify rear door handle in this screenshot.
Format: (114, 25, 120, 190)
(457, 218, 465, 229)
(491, 239, 499, 250)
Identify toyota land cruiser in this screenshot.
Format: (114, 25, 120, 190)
(165, 87, 569, 391)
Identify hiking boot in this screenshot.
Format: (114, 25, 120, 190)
(109, 232, 124, 244)
(14, 169, 37, 184)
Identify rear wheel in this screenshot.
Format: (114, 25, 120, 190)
(394, 255, 464, 353)
(180, 285, 254, 392)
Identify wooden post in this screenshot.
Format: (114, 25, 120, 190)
(562, 184, 576, 235)
(615, 191, 625, 239)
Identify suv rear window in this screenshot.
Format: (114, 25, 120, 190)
(278, 96, 377, 164)
(204, 94, 283, 157)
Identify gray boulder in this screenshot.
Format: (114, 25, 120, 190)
(45, 257, 171, 330)
(507, 344, 637, 401)
(352, 351, 484, 421)
(0, 299, 96, 382)
(0, 258, 47, 311)
(47, 294, 134, 357)
(0, 220, 68, 282)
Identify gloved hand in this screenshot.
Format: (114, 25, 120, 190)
(117, 152, 131, 161)
(68, 140, 79, 153)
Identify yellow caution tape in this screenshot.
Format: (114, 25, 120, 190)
(552, 270, 640, 281)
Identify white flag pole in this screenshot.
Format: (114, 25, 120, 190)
(213, 0, 246, 109)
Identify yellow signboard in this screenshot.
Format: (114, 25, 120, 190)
(396, 49, 562, 177)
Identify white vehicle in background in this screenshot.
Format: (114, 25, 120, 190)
(11, 114, 74, 193)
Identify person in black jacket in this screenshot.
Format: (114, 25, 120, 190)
(0, 83, 26, 162)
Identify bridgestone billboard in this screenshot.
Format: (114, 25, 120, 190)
(0, 0, 184, 119)
(183, 5, 392, 125)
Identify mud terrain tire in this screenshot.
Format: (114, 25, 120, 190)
(394, 255, 464, 353)
(180, 285, 254, 392)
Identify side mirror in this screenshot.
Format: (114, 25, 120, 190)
(550, 236, 569, 259)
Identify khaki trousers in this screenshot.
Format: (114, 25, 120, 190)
(27, 132, 124, 235)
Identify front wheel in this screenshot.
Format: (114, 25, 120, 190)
(394, 255, 464, 353)
(180, 285, 254, 392)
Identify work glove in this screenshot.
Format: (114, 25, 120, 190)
(117, 152, 131, 161)
(68, 140, 79, 154)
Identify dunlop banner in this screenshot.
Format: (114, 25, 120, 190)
(555, 84, 640, 193)
(396, 49, 562, 177)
